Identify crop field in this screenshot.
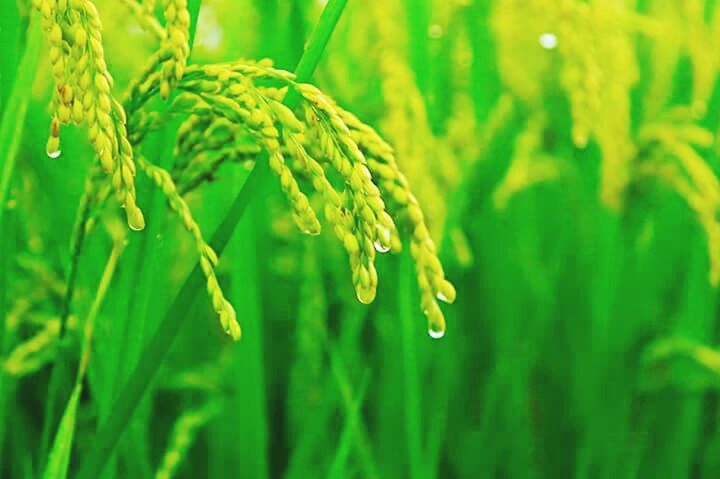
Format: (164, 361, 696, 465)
(4, 0, 720, 477)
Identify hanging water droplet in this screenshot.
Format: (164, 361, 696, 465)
(436, 280, 457, 304)
(295, 214, 321, 236)
(301, 227, 321, 236)
(428, 324, 446, 339)
(374, 240, 390, 253)
(47, 149, 62, 159)
(538, 32, 558, 50)
(374, 225, 391, 253)
(127, 206, 145, 231)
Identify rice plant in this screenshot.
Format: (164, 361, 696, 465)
(5, 0, 720, 477)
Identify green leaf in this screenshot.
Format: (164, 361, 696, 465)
(41, 383, 82, 479)
(0, 12, 42, 232)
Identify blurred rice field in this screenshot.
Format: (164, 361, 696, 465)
(5, 0, 720, 478)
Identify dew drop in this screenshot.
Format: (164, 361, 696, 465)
(301, 227, 321, 236)
(127, 207, 146, 231)
(538, 32, 558, 50)
(428, 325, 446, 339)
(374, 225, 391, 253)
(374, 240, 390, 253)
(436, 280, 457, 304)
(47, 149, 62, 159)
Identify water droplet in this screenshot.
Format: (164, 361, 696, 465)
(428, 24, 443, 39)
(374, 225, 391, 253)
(374, 240, 390, 253)
(428, 325, 446, 339)
(47, 149, 62, 159)
(127, 207, 145, 231)
(301, 227, 320, 236)
(436, 280, 457, 303)
(538, 32, 558, 50)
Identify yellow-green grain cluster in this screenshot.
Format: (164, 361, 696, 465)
(637, 110, 720, 284)
(159, 0, 191, 98)
(493, 115, 561, 210)
(492, 0, 639, 210)
(34, 0, 144, 230)
(138, 157, 241, 340)
(84, 43, 456, 336)
(339, 108, 456, 336)
(154, 401, 221, 479)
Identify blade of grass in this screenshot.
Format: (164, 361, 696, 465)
(125, 0, 203, 348)
(224, 177, 268, 477)
(104, 3, 203, 475)
(42, 240, 124, 479)
(400, 251, 425, 479)
(0, 0, 23, 113)
(0, 13, 42, 472)
(328, 363, 370, 479)
(75, 3, 348, 477)
(0, 13, 41, 231)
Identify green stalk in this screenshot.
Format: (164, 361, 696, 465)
(0, 13, 42, 472)
(43, 240, 124, 479)
(400, 252, 425, 479)
(0, 0, 22, 113)
(220, 202, 268, 478)
(92, 6, 203, 476)
(75, 2, 347, 477)
(122, 0, 203, 375)
(38, 170, 100, 465)
(0, 13, 42, 234)
(328, 365, 370, 479)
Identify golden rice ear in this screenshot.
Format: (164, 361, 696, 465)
(35, 0, 143, 230)
(155, 402, 222, 479)
(492, 115, 561, 211)
(327, 102, 456, 337)
(637, 117, 720, 288)
(138, 157, 241, 339)
(159, 0, 191, 99)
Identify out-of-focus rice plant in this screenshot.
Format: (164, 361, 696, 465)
(6, 0, 720, 477)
